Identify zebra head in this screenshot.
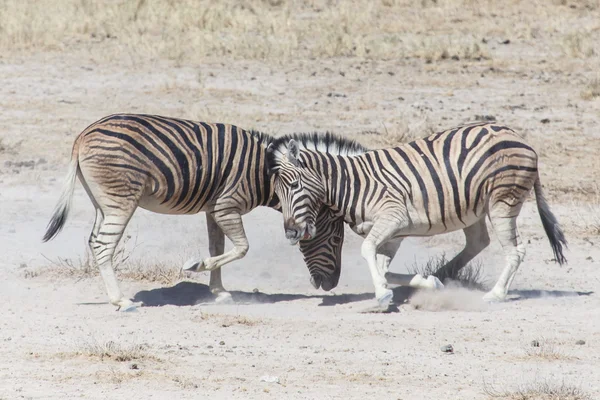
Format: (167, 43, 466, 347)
(268, 139, 327, 245)
(299, 206, 344, 291)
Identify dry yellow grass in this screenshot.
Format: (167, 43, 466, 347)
(63, 338, 155, 362)
(0, 0, 597, 63)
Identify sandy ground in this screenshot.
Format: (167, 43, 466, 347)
(1, 18, 600, 399)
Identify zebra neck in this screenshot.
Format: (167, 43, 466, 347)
(320, 155, 359, 220)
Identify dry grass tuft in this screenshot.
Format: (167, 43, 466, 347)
(76, 339, 152, 362)
(408, 253, 488, 291)
(194, 312, 259, 327)
(572, 187, 600, 236)
(172, 376, 199, 389)
(562, 32, 597, 58)
(417, 37, 490, 63)
(520, 337, 570, 361)
(360, 112, 434, 148)
(580, 77, 600, 100)
(30, 235, 183, 284)
(484, 379, 591, 400)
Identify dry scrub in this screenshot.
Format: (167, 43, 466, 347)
(520, 337, 571, 362)
(484, 379, 591, 400)
(70, 338, 153, 362)
(408, 253, 488, 290)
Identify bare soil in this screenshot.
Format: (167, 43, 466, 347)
(1, 1, 600, 398)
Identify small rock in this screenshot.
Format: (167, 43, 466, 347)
(130, 363, 138, 370)
(440, 344, 454, 353)
(219, 341, 225, 346)
(207, 345, 213, 349)
(540, 118, 550, 124)
(500, 39, 511, 45)
(576, 340, 586, 345)
(531, 340, 540, 347)
(260, 375, 280, 384)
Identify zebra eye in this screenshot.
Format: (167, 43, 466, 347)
(290, 180, 299, 189)
(331, 236, 342, 245)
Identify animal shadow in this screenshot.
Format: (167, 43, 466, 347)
(133, 281, 324, 307)
(507, 289, 593, 301)
(132, 281, 418, 308)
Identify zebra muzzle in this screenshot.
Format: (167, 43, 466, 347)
(285, 223, 315, 245)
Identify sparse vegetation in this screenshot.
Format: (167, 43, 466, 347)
(76, 339, 152, 362)
(408, 253, 488, 291)
(572, 187, 600, 236)
(562, 32, 597, 58)
(28, 235, 183, 284)
(521, 337, 570, 361)
(194, 312, 258, 327)
(360, 112, 434, 148)
(580, 77, 600, 100)
(484, 379, 591, 400)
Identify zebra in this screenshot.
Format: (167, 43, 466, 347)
(266, 123, 567, 310)
(42, 114, 345, 312)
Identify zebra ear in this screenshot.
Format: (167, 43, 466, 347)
(287, 139, 300, 166)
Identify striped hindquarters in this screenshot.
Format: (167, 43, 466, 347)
(77, 114, 272, 215)
(377, 123, 539, 232)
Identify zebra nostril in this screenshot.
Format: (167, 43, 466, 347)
(284, 217, 297, 231)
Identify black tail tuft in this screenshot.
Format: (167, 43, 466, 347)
(534, 179, 567, 265)
(42, 206, 69, 242)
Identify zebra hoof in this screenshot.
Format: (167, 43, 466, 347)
(377, 289, 394, 308)
(183, 258, 204, 272)
(215, 292, 234, 304)
(427, 275, 445, 290)
(483, 289, 506, 303)
(117, 301, 138, 312)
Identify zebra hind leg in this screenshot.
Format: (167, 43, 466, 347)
(206, 214, 233, 304)
(91, 211, 137, 311)
(434, 218, 490, 284)
(483, 210, 526, 302)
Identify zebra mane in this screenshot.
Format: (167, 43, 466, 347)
(266, 131, 368, 171)
(248, 129, 275, 146)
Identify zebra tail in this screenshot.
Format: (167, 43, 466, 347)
(533, 176, 568, 265)
(42, 140, 81, 242)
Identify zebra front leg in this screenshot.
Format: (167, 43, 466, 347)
(360, 220, 408, 310)
(376, 240, 443, 290)
(184, 211, 249, 273)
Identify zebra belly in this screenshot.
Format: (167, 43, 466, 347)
(405, 203, 484, 236)
(138, 195, 207, 215)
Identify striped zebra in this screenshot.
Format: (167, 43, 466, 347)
(266, 123, 567, 309)
(42, 114, 345, 311)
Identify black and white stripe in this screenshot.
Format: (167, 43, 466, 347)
(43, 114, 345, 311)
(268, 123, 567, 308)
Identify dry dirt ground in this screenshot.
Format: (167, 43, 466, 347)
(1, 1, 600, 399)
